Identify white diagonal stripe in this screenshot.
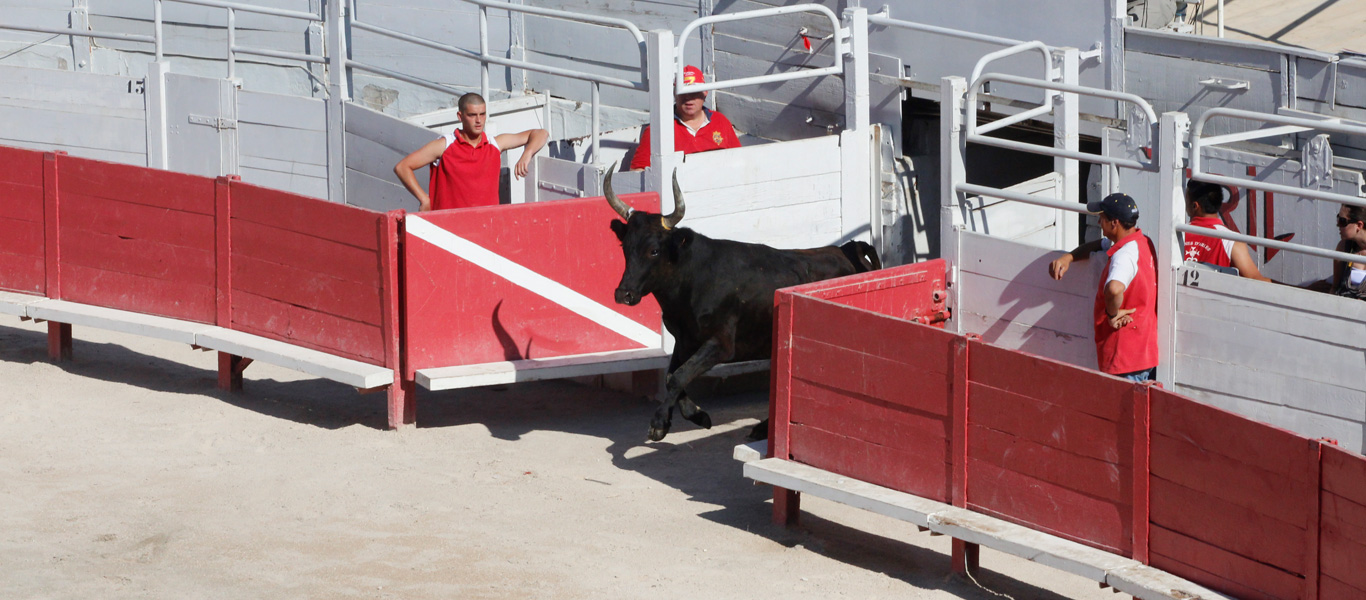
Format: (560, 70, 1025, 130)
(406, 216, 662, 349)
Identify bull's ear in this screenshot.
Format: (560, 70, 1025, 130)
(666, 228, 694, 259)
(610, 219, 627, 240)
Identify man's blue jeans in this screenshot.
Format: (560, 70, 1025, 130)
(1118, 367, 1157, 383)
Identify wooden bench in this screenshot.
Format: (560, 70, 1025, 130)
(3, 295, 392, 392)
(733, 444, 1233, 600)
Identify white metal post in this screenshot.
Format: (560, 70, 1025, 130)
(1054, 47, 1080, 251)
(479, 6, 490, 101)
(940, 76, 968, 335)
(646, 29, 677, 213)
(145, 61, 170, 170)
(71, 0, 91, 71)
(591, 82, 600, 164)
(1155, 111, 1189, 388)
(154, 0, 163, 62)
(841, 7, 872, 245)
(325, 0, 348, 203)
(227, 7, 236, 80)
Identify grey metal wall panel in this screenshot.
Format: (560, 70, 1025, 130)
(0, 65, 146, 163)
(1336, 59, 1366, 110)
(1173, 272, 1366, 452)
(1124, 51, 1282, 137)
(522, 16, 652, 108)
(1296, 56, 1335, 104)
(343, 101, 435, 211)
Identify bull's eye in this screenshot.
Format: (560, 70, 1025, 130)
(649, 249, 659, 257)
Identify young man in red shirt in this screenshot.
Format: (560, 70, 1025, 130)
(1048, 193, 1160, 382)
(1182, 181, 1271, 282)
(394, 93, 549, 211)
(628, 65, 741, 170)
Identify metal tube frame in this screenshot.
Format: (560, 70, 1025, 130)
(676, 5, 844, 96)
(867, 8, 1024, 48)
(967, 71, 1159, 172)
(1191, 107, 1366, 209)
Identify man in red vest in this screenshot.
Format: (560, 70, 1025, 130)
(628, 65, 741, 170)
(1182, 181, 1271, 281)
(394, 93, 548, 211)
(1048, 193, 1160, 382)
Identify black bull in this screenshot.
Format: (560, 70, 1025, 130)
(605, 169, 881, 441)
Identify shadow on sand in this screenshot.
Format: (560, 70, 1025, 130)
(1, 321, 1087, 598)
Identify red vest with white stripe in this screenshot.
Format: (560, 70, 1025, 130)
(1092, 229, 1159, 375)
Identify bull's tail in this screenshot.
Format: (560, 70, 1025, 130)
(839, 241, 882, 273)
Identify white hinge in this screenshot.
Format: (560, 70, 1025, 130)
(188, 114, 238, 130)
(538, 181, 581, 196)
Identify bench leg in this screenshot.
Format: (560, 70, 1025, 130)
(773, 487, 800, 526)
(47, 322, 72, 361)
(218, 352, 249, 392)
(387, 378, 416, 429)
(952, 539, 980, 575)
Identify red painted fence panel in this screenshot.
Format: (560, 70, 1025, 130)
(966, 340, 1138, 556)
(774, 261, 954, 502)
(55, 155, 218, 322)
(773, 257, 1366, 600)
(0, 146, 45, 294)
(403, 194, 662, 372)
(1320, 445, 1366, 598)
(1149, 388, 1316, 600)
(228, 181, 389, 365)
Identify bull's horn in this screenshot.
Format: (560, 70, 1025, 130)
(661, 169, 685, 230)
(603, 162, 633, 220)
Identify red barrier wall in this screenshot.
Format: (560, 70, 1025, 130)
(772, 261, 953, 501)
(0, 146, 49, 295)
(57, 155, 219, 323)
(966, 341, 1140, 556)
(1321, 445, 1366, 598)
(227, 181, 394, 365)
(0, 145, 399, 374)
(403, 193, 662, 372)
(772, 260, 1366, 600)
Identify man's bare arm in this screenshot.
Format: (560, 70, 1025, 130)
(1048, 238, 1105, 280)
(494, 128, 550, 178)
(394, 137, 447, 211)
(1229, 241, 1273, 282)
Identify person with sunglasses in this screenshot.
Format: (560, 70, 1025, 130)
(1330, 205, 1366, 300)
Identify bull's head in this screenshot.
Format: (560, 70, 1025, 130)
(605, 165, 692, 306)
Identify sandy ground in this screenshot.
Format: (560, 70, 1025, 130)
(0, 317, 1125, 600)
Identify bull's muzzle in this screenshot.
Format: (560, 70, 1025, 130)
(615, 289, 641, 306)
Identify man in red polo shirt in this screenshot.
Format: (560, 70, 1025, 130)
(1182, 181, 1271, 281)
(1048, 193, 1160, 382)
(394, 93, 548, 211)
(628, 65, 741, 170)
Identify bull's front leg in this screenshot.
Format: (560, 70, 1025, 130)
(649, 329, 735, 442)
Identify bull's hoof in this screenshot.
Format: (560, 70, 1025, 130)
(684, 409, 712, 429)
(746, 419, 770, 441)
(647, 424, 670, 442)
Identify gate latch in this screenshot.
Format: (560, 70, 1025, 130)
(188, 114, 238, 130)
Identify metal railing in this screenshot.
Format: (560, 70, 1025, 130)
(348, 0, 647, 164)
(868, 6, 1025, 48)
(676, 5, 844, 96)
(968, 72, 1158, 172)
(1186, 107, 1366, 267)
(0, 0, 325, 78)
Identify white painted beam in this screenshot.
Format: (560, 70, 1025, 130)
(26, 299, 213, 345)
(417, 347, 671, 391)
(0, 291, 44, 317)
(194, 328, 392, 390)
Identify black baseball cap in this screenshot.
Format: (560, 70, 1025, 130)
(1087, 193, 1140, 222)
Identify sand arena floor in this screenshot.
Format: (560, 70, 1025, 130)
(1, 317, 1122, 599)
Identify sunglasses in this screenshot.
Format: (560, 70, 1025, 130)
(1338, 216, 1360, 228)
